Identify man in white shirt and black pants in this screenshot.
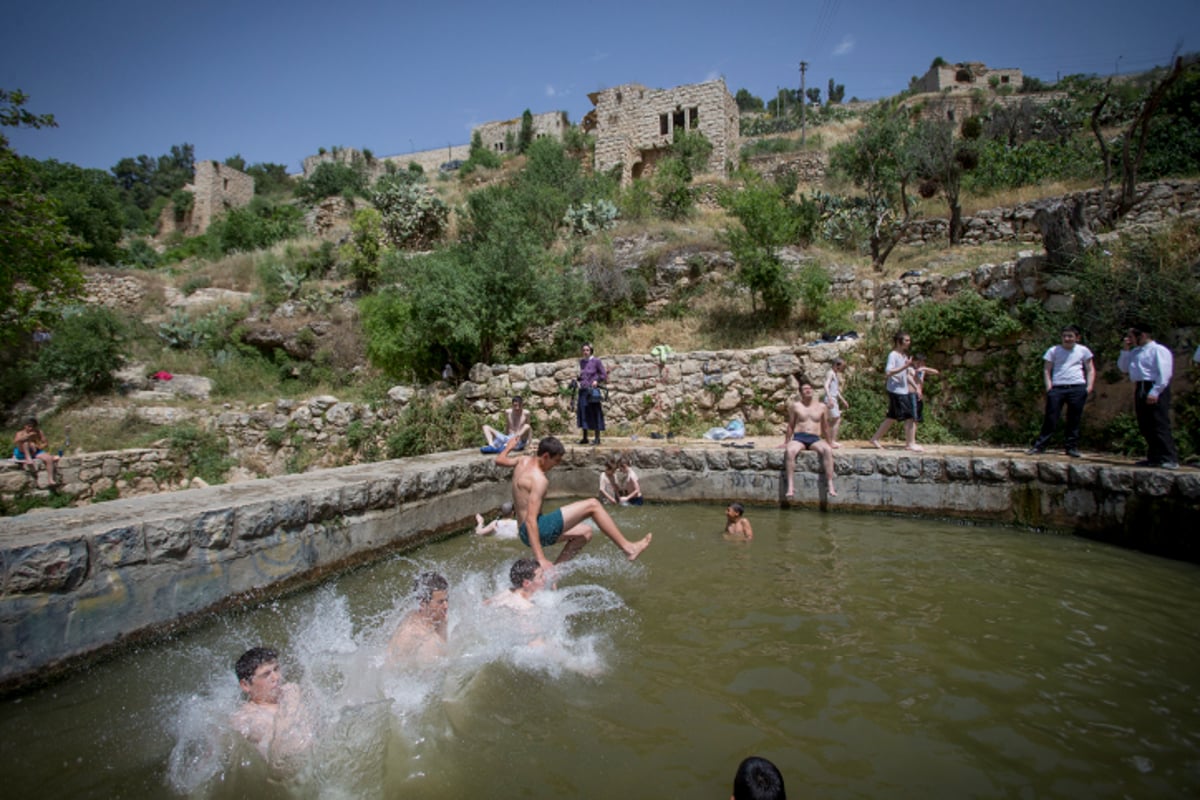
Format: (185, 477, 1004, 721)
(1117, 323, 1179, 470)
(1026, 325, 1095, 458)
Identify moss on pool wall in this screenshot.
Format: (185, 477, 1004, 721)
(1, 446, 1196, 692)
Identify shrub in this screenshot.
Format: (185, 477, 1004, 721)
(120, 238, 161, 269)
(385, 396, 481, 458)
(164, 424, 234, 484)
(298, 160, 367, 202)
(37, 306, 124, 393)
(339, 207, 384, 292)
(370, 175, 449, 249)
(563, 200, 619, 236)
(617, 179, 654, 221)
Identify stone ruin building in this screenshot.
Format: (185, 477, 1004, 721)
(582, 78, 740, 184)
(473, 111, 569, 155)
(158, 160, 254, 238)
(914, 61, 1023, 95)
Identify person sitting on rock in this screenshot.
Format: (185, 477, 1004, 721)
(13, 417, 61, 487)
(482, 396, 532, 453)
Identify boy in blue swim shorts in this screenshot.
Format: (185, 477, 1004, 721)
(497, 436, 652, 574)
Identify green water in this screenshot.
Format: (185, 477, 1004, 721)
(2, 505, 1198, 799)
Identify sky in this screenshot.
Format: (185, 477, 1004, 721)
(3, 0, 1198, 173)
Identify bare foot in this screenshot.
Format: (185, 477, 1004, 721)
(827, 483, 837, 497)
(905, 444, 925, 452)
(832, 442, 842, 449)
(625, 534, 653, 561)
(785, 484, 795, 499)
(869, 439, 883, 449)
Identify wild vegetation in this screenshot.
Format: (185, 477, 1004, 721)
(3, 55, 1199, 501)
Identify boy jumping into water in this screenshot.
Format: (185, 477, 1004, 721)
(231, 647, 314, 765)
(498, 436, 651, 575)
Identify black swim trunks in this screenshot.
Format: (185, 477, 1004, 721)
(792, 432, 821, 447)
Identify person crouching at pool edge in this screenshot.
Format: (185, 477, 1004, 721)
(724, 503, 753, 541)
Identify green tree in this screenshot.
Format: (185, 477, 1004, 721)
(297, 160, 366, 202)
(245, 162, 293, 197)
(907, 111, 975, 244)
(827, 78, 845, 104)
(0, 90, 83, 347)
(223, 154, 246, 171)
(37, 306, 124, 394)
(734, 89, 765, 112)
(518, 109, 534, 154)
(806, 87, 821, 106)
(653, 129, 712, 221)
(828, 100, 914, 269)
(24, 158, 125, 263)
(720, 175, 800, 321)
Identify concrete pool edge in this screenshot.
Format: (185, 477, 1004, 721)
(1, 444, 1196, 691)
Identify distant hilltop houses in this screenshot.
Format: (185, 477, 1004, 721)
(174, 66, 1038, 238)
(297, 77, 740, 188)
(914, 61, 1023, 95)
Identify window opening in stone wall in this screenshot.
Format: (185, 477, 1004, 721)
(673, 108, 685, 132)
(223, 178, 229, 190)
(946, 108, 955, 122)
(689, 107, 699, 128)
(660, 114, 669, 136)
(1000, 75, 1010, 83)
(616, 91, 623, 104)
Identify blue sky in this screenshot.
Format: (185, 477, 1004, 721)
(3, 0, 1197, 172)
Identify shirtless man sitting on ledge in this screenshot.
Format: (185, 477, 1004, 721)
(784, 377, 837, 499)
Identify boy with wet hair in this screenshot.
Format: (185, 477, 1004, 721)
(231, 647, 313, 764)
(486, 557, 547, 611)
(387, 572, 450, 664)
(732, 756, 787, 800)
(724, 503, 753, 541)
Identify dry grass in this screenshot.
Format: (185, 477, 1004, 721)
(596, 284, 798, 355)
(960, 178, 1099, 215)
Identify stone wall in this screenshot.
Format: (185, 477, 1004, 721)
(3, 445, 1195, 690)
(745, 150, 827, 185)
(473, 111, 569, 155)
(897, 179, 1200, 247)
(2, 448, 196, 504)
(376, 143, 471, 178)
(586, 79, 739, 184)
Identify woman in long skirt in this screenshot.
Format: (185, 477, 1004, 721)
(576, 343, 607, 445)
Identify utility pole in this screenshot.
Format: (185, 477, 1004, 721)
(799, 61, 809, 146)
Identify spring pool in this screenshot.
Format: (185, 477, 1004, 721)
(2, 503, 1198, 799)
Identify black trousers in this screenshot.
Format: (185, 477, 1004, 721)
(1133, 381, 1178, 464)
(1031, 384, 1087, 450)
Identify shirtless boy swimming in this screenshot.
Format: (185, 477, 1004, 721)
(230, 647, 314, 766)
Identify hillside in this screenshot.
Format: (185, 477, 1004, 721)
(4, 68, 1200, 510)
